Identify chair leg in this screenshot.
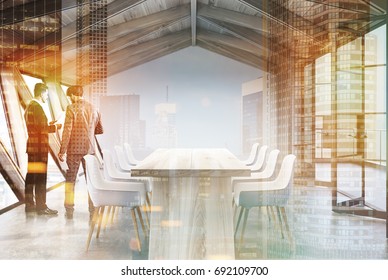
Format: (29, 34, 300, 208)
(86, 206, 100, 251)
(234, 206, 244, 237)
(136, 206, 148, 238)
(104, 206, 112, 230)
(280, 207, 292, 242)
(142, 205, 150, 232)
(239, 208, 250, 245)
(146, 193, 152, 213)
(267, 206, 277, 227)
(233, 203, 238, 222)
(111, 206, 116, 224)
(130, 208, 141, 252)
(276, 206, 284, 239)
(96, 206, 105, 238)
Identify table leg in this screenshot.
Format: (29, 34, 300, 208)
(148, 177, 234, 260)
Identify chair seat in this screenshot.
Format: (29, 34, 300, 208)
(84, 154, 148, 252)
(238, 188, 290, 208)
(233, 154, 296, 245)
(88, 188, 142, 208)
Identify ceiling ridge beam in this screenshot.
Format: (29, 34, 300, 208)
(191, 0, 197, 45)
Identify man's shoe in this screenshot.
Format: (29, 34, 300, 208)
(25, 205, 36, 213)
(37, 207, 58, 216)
(65, 212, 73, 219)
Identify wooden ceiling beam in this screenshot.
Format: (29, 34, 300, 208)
(61, 36, 190, 83)
(109, 30, 191, 65)
(107, 4, 190, 39)
(12, 0, 148, 65)
(197, 4, 265, 33)
(61, 5, 190, 55)
(1, 0, 63, 26)
(197, 29, 263, 56)
(61, 29, 191, 77)
(61, 0, 147, 39)
(107, 39, 191, 76)
(197, 39, 267, 71)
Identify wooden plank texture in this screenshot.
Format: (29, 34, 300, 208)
(131, 148, 250, 259)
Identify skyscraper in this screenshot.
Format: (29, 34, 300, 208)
(153, 102, 177, 148)
(99, 94, 145, 149)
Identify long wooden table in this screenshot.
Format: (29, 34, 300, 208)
(131, 149, 250, 260)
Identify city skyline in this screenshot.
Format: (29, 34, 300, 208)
(107, 46, 261, 156)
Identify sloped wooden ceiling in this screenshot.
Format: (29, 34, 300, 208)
(0, 0, 386, 84)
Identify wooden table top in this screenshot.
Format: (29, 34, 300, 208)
(131, 148, 251, 177)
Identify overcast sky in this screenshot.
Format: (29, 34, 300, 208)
(107, 46, 261, 155)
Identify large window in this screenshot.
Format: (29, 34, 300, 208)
(0, 173, 18, 210)
(307, 23, 386, 213)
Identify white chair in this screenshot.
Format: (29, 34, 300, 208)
(102, 149, 132, 181)
(249, 145, 268, 172)
(232, 149, 280, 189)
(124, 142, 141, 165)
(84, 155, 148, 252)
(242, 142, 260, 166)
(114, 145, 133, 172)
(102, 149, 153, 212)
(234, 154, 296, 244)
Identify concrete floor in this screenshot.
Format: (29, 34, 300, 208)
(0, 176, 387, 260)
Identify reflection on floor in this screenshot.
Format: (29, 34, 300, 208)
(0, 176, 387, 260)
(315, 162, 386, 210)
(235, 186, 387, 259)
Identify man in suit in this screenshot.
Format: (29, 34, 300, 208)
(58, 85, 103, 219)
(25, 83, 61, 215)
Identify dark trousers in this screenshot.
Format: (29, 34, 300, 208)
(25, 153, 48, 211)
(64, 153, 94, 214)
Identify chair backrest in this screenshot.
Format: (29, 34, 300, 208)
(102, 149, 112, 180)
(238, 154, 296, 208)
(124, 142, 140, 165)
(272, 154, 296, 190)
(252, 149, 280, 179)
(102, 149, 131, 180)
(114, 145, 132, 171)
(250, 145, 268, 172)
(84, 155, 108, 206)
(84, 154, 144, 208)
(244, 142, 260, 165)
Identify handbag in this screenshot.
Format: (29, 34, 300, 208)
(94, 119, 104, 135)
